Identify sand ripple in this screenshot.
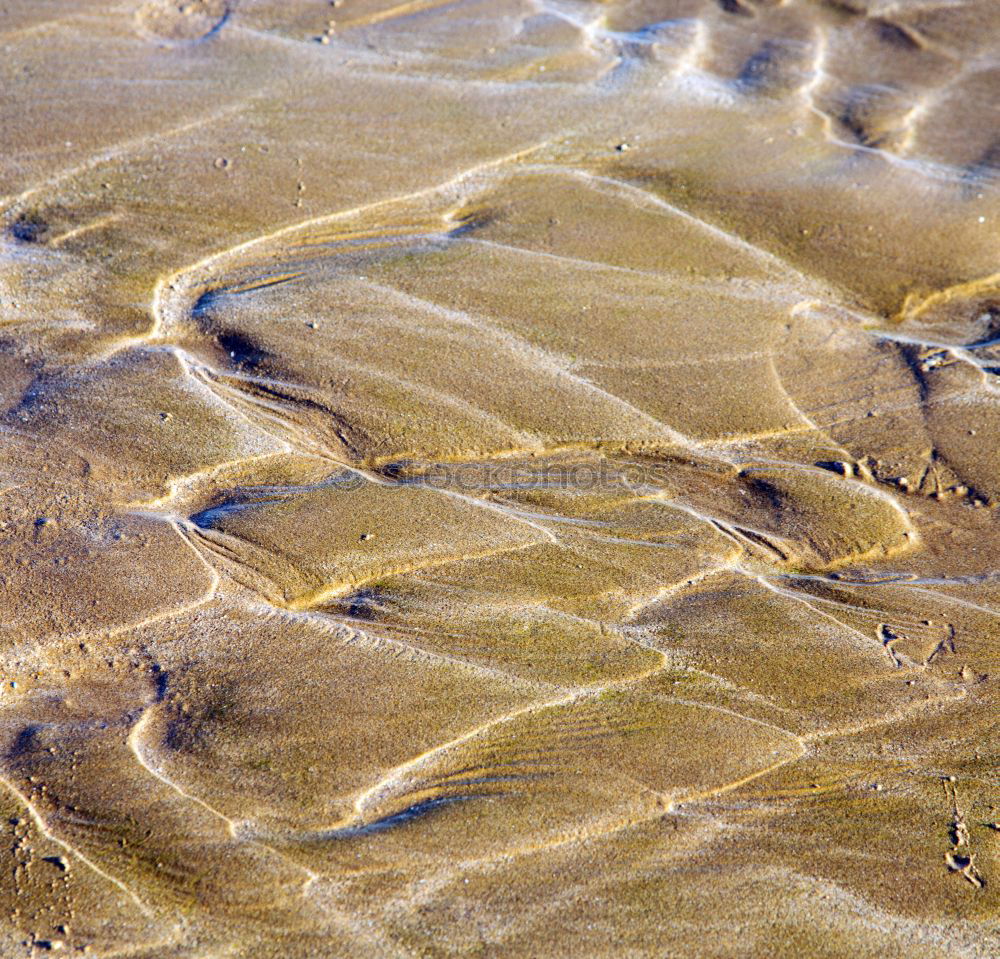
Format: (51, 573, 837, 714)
(1, 0, 999, 955)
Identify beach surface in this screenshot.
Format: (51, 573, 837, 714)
(1, 1, 1000, 955)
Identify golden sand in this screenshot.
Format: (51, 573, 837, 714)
(1, 0, 999, 955)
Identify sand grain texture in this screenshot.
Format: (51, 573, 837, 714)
(1, 0, 999, 955)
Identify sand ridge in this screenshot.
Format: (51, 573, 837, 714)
(1, 0, 1000, 955)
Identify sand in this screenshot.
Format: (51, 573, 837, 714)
(1, 0, 999, 955)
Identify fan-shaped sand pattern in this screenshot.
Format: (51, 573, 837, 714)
(2, 0, 1000, 955)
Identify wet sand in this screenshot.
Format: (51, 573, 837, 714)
(1, 0, 1000, 955)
